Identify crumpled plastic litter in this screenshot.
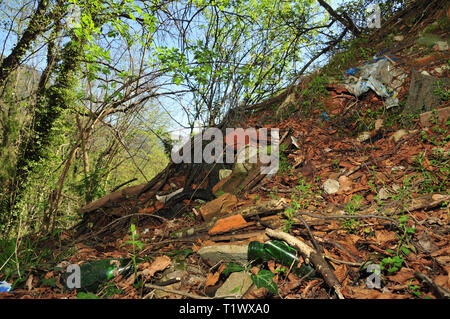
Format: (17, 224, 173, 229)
(0, 281, 12, 293)
(344, 53, 406, 108)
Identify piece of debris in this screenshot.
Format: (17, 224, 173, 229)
(197, 244, 249, 266)
(198, 192, 237, 221)
(214, 271, 253, 299)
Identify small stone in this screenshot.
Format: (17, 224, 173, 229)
(393, 35, 404, 41)
(421, 70, 430, 76)
(197, 245, 249, 266)
(214, 272, 253, 299)
(356, 131, 371, 143)
(390, 129, 408, 142)
(219, 169, 232, 180)
(323, 179, 340, 195)
(435, 41, 449, 51)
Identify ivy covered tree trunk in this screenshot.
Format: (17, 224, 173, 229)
(1, 38, 83, 236)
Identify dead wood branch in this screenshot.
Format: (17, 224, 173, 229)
(265, 228, 345, 299)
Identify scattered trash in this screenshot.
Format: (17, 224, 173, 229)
(208, 214, 249, 235)
(248, 240, 315, 279)
(0, 281, 12, 293)
(344, 56, 406, 108)
(198, 192, 237, 221)
(291, 135, 300, 148)
(156, 187, 184, 203)
(64, 259, 131, 292)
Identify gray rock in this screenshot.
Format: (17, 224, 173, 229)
(197, 245, 249, 266)
(219, 169, 232, 180)
(323, 179, 340, 195)
(214, 271, 253, 299)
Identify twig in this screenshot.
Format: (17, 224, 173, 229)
(325, 256, 363, 267)
(295, 211, 398, 225)
(144, 283, 211, 299)
(414, 272, 450, 299)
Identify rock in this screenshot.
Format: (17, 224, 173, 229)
(356, 131, 371, 143)
(219, 169, 232, 181)
(323, 179, 340, 195)
(421, 70, 430, 76)
(419, 106, 450, 127)
(390, 129, 409, 142)
(434, 41, 449, 51)
(393, 35, 404, 41)
(214, 271, 253, 299)
(378, 187, 390, 200)
(155, 264, 206, 298)
(197, 245, 249, 266)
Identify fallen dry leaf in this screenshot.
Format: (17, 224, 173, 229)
(146, 255, 171, 277)
(26, 275, 33, 291)
(387, 267, 415, 284)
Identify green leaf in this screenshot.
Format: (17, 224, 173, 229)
(222, 263, 245, 277)
(250, 269, 278, 294)
(77, 292, 102, 299)
(401, 246, 410, 255)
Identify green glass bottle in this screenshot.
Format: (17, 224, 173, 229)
(78, 258, 131, 292)
(248, 240, 315, 279)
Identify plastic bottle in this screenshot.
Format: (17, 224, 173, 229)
(0, 281, 12, 293)
(248, 240, 315, 279)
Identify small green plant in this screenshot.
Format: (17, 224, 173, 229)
(120, 224, 143, 278)
(434, 80, 449, 101)
(250, 269, 278, 294)
(408, 281, 422, 298)
(341, 195, 363, 233)
(379, 215, 415, 274)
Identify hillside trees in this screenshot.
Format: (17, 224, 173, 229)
(0, 0, 412, 237)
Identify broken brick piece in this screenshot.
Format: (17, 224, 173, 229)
(199, 192, 237, 221)
(208, 214, 249, 235)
